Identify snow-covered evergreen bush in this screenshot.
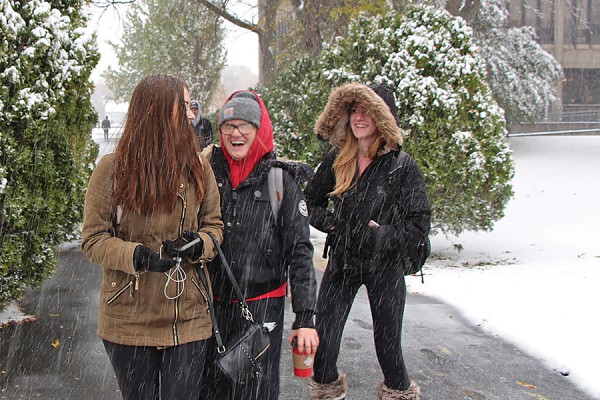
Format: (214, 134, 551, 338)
(0, 0, 99, 308)
(472, 0, 563, 124)
(262, 6, 514, 235)
(260, 58, 331, 166)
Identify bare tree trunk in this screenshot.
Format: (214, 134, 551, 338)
(257, 0, 279, 87)
(196, 0, 280, 87)
(445, 0, 481, 22)
(292, 0, 323, 58)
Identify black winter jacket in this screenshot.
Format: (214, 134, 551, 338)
(209, 146, 317, 328)
(305, 149, 431, 272)
(305, 82, 431, 273)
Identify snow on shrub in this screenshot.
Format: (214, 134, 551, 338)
(0, 0, 99, 308)
(261, 6, 514, 235)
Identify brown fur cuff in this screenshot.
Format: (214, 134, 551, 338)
(308, 371, 348, 400)
(378, 380, 421, 400)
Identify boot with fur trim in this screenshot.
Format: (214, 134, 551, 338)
(308, 371, 348, 400)
(378, 380, 421, 400)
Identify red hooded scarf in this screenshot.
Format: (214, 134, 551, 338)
(218, 90, 274, 188)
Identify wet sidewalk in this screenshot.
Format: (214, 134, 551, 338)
(1, 245, 595, 400)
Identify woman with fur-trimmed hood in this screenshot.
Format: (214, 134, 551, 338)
(305, 83, 431, 400)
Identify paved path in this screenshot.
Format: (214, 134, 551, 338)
(1, 245, 595, 400)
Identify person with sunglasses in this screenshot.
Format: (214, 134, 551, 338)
(81, 74, 224, 400)
(200, 90, 319, 399)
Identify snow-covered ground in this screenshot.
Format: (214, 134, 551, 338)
(405, 135, 600, 398)
(2, 132, 598, 398)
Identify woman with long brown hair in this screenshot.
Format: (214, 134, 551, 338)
(81, 74, 223, 400)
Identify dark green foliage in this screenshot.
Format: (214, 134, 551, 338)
(262, 6, 514, 235)
(258, 59, 331, 166)
(0, 0, 99, 308)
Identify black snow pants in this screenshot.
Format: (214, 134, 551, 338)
(312, 261, 411, 391)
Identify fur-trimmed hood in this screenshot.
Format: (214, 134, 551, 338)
(315, 82, 404, 152)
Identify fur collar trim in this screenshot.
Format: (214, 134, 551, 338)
(315, 82, 404, 153)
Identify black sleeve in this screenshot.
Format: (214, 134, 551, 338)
(204, 118, 213, 135)
(304, 150, 337, 233)
(371, 153, 431, 258)
(279, 170, 317, 329)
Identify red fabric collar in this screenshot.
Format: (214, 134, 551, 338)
(218, 90, 274, 188)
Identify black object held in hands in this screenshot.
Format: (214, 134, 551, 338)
(133, 245, 176, 273)
(162, 231, 204, 259)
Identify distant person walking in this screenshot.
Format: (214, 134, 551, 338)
(304, 83, 431, 400)
(190, 100, 214, 149)
(101, 116, 110, 140)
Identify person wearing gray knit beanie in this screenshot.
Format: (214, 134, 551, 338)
(200, 88, 319, 400)
(219, 93, 262, 128)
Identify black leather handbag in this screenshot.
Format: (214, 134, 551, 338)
(215, 321, 271, 384)
(198, 234, 271, 385)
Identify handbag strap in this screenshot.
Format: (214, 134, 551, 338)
(206, 233, 255, 323)
(197, 233, 256, 353)
(196, 261, 225, 352)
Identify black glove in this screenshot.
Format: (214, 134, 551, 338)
(133, 245, 176, 273)
(162, 231, 204, 260)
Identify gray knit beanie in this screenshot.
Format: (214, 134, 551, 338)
(219, 92, 261, 128)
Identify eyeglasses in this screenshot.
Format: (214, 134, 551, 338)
(220, 122, 255, 135)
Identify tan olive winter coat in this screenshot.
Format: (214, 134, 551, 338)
(81, 153, 223, 347)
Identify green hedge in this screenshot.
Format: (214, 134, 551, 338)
(0, 0, 99, 309)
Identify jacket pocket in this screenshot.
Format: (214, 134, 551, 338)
(255, 230, 282, 274)
(102, 268, 133, 304)
(100, 268, 139, 321)
(106, 281, 134, 305)
(184, 267, 210, 321)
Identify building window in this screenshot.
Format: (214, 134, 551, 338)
(563, 69, 600, 104)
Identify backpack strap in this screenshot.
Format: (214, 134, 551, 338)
(267, 167, 284, 220)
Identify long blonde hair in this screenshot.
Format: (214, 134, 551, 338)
(330, 124, 384, 197)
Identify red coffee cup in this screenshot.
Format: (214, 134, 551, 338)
(292, 339, 314, 378)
